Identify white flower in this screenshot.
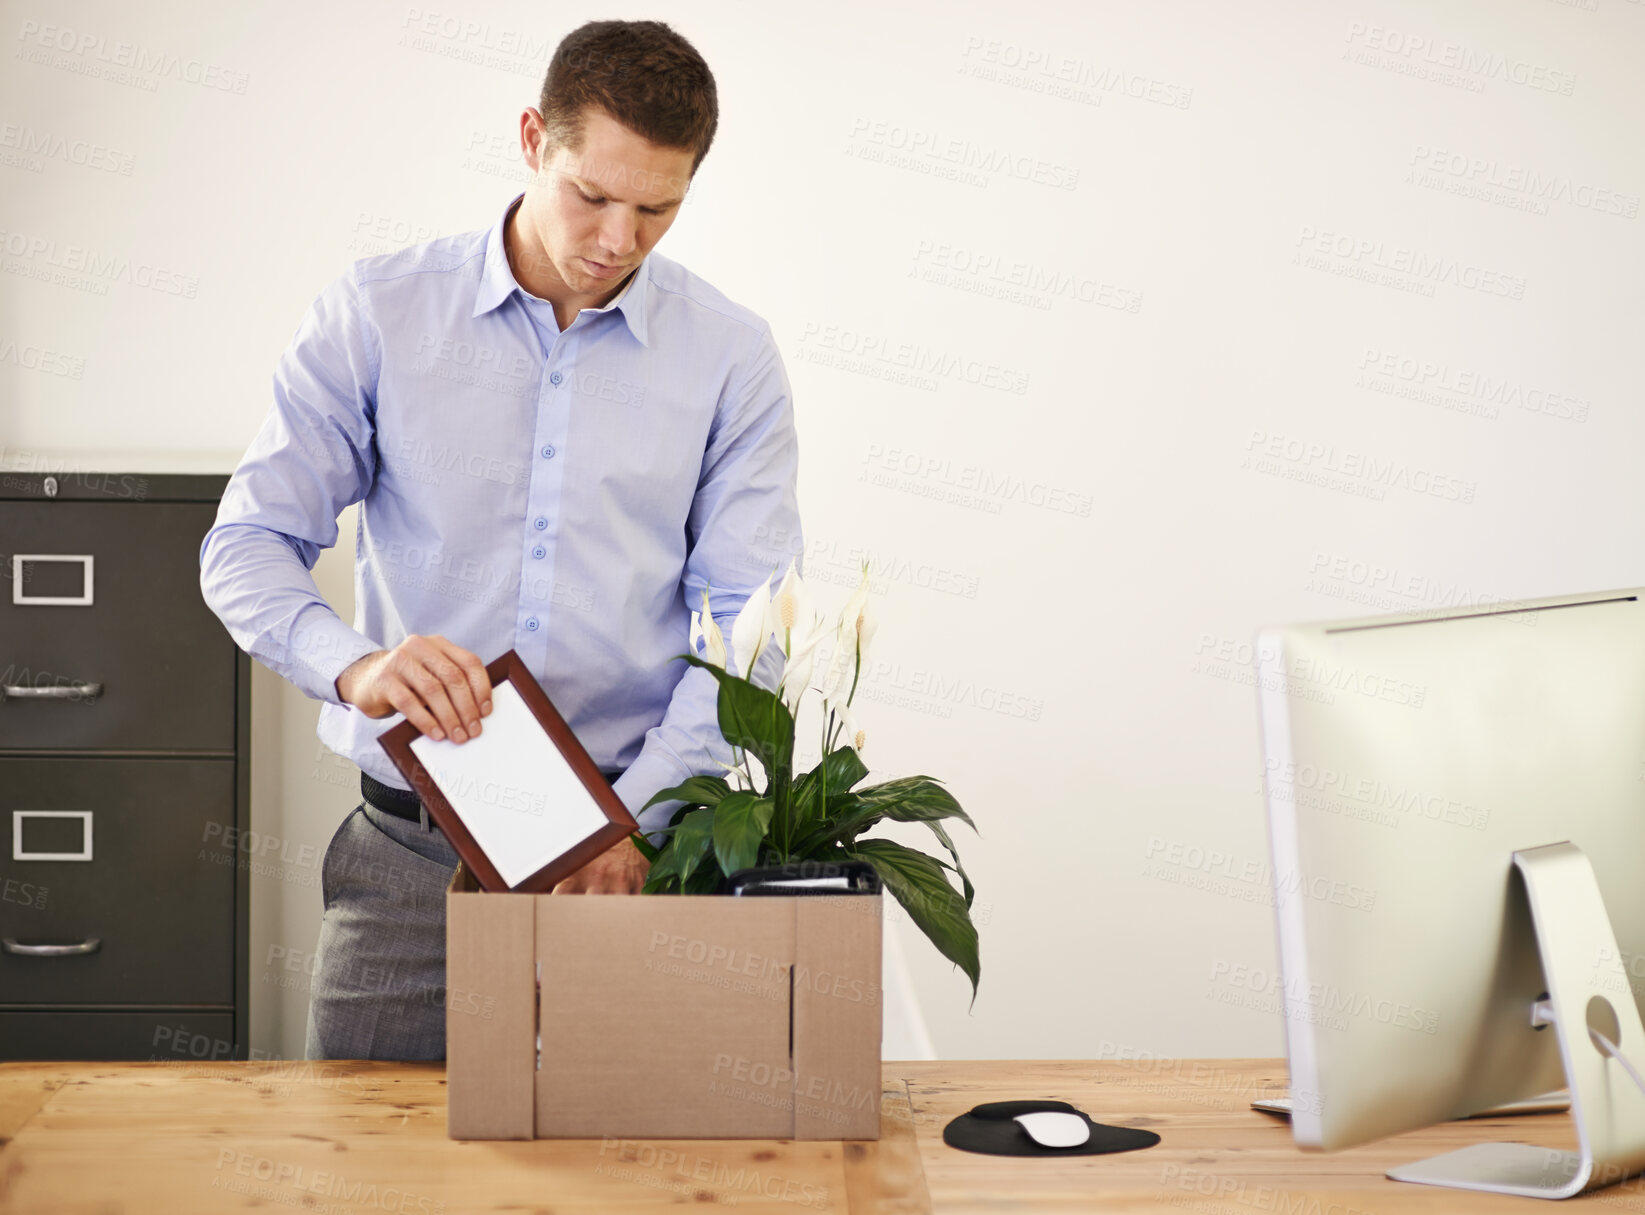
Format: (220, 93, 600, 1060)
(813, 627, 849, 700)
(712, 755, 758, 792)
(771, 560, 811, 654)
(855, 601, 878, 669)
(730, 574, 775, 680)
(693, 587, 727, 669)
(824, 565, 874, 698)
(841, 566, 874, 656)
(836, 701, 867, 754)
(780, 624, 828, 713)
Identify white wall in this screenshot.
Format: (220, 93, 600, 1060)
(5, 0, 1642, 1061)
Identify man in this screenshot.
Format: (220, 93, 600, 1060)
(199, 19, 799, 1061)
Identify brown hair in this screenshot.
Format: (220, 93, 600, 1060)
(538, 20, 718, 177)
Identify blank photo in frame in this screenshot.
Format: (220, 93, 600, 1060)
(377, 650, 639, 892)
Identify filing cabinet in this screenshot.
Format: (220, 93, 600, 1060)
(0, 473, 250, 1059)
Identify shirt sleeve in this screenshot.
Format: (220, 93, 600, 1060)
(611, 322, 802, 834)
(198, 266, 385, 704)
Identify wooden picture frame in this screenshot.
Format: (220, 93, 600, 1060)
(378, 650, 639, 893)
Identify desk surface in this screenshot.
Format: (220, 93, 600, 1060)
(0, 1057, 1621, 1212)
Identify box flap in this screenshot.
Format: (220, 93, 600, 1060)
(792, 896, 883, 1139)
(446, 884, 535, 1138)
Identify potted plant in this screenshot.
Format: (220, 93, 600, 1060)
(632, 562, 981, 999)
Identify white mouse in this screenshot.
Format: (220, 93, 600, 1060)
(1013, 1110, 1091, 1148)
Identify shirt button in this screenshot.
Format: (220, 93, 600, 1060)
(534, 517, 547, 531)
(525, 617, 540, 632)
(532, 545, 546, 559)
(541, 445, 556, 459)
(549, 370, 563, 386)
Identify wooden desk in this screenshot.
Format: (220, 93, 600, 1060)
(0, 1058, 1621, 1212)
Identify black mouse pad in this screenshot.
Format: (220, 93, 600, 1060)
(942, 1099, 1161, 1157)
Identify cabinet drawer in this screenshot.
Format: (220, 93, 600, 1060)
(0, 758, 235, 1005)
(1, 500, 235, 752)
(0, 1010, 236, 1060)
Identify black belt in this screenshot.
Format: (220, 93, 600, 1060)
(362, 773, 424, 822)
(361, 770, 627, 823)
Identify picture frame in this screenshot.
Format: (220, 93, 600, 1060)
(377, 649, 639, 893)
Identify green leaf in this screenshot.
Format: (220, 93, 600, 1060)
(642, 775, 733, 811)
(794, 776, 974, 854)
(680, 654, 795, 777)
(641, 844, 680, 893)
(925, 821, 975, 909)
(790, 746, 870, 838)
(853, 776, 976, 829)
(846, 838, 980, 1004)
(712, 792, 775, 877)
(682, 862, 726, 895)
(671, 807, 716, 884)
(679, 652, 797, 854)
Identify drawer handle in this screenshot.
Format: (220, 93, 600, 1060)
(0, 681, 103, 701)
(2, 937, 101, 957)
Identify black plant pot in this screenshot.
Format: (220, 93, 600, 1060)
(726, 860, 882, 896)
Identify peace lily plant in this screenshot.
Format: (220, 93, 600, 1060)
(630, 562, 981, 999)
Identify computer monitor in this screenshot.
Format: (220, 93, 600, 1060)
(1256, 588, 1645, 1199)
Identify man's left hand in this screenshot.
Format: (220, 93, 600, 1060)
(552, 836, 651, 894)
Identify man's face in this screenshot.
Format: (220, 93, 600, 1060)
(514, 105, 695, 296)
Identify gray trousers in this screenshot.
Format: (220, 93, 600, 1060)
(304, 801, 459, 1061)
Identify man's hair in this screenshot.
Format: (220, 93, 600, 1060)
(538, 20, 718, 177)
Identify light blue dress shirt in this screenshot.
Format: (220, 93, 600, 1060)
(200, 191, 800, 831)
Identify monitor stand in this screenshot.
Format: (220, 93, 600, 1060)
(1388, 841, 1645, 1199)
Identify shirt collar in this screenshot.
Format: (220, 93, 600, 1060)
(471, 191, 651, 347)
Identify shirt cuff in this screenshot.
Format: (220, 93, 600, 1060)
(611, 745, 698, 837)
(281, 611, 383, 706)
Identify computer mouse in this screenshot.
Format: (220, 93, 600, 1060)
(1013, 1110, 1092, 1148)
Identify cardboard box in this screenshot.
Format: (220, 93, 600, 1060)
(445, 864, 883, 1140)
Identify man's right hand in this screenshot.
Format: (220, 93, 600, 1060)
(334, 635, 493, 743)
